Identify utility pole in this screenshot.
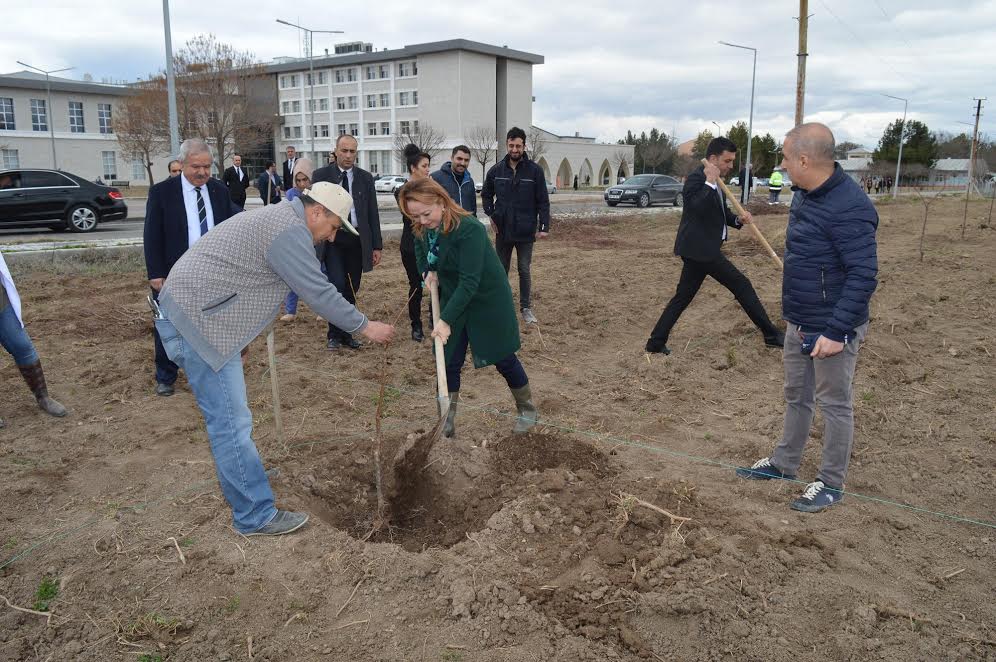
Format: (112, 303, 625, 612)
(794, 0, 811, 127)
(163, 0, 180, 159)
(963, 97, 985, 239)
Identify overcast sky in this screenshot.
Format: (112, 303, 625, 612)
(4, 1, 993, 149)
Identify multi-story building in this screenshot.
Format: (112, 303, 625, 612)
(0, 72, 173, 184)
(267, 39, 542, 179)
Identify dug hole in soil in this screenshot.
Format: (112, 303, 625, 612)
(1, 196, 994, 661)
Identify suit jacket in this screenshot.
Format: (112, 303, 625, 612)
(312, 164, 383, 272)
(673, 165, 742, 262)
(282, 158, 298, 192)
(143, 175, 242, 280)
(222, 165, 250, 207)
(256, 172, 282, 204)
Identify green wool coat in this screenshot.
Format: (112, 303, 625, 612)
(415, 215, 521, 368)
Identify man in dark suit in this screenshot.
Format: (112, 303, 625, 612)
(282, 146, 297, 194)
(144, 138, 243, 396)
(256, 162, 281, 205)
(222, 154, 250, 208)
(312, 134, 383, 350)
(645, 137, 783, 355)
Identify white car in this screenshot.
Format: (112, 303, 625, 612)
(375, 175, 407, 193)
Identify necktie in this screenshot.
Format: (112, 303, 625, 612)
(340, 169, 350, 193)
(195, 186, 208, 236)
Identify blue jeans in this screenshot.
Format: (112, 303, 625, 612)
(284, 290, 299, 315)
(0, 303, 39, 366)
(154, 318, 276, 533)
(445, 328, 528, 393)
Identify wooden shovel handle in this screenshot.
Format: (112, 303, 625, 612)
(700, 158, 783, 269)
(429, 279, 450, 413)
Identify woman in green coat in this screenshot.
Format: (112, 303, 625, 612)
(398, 177, 537, 438)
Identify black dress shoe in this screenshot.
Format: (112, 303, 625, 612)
(645, 342, 671, 355)
(764, 331, 786, 348)
(155, 382, 175, 397)
(411, 323, 424, 342)
(326, 337, 342, 351)
(342, 336, 361, 350)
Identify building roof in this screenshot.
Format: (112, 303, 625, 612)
(847, 146, 872, 156)
(267, 39, 544, 74)
(933, 157, 989, 172)
(0, 70, 131, 96)
(531, 125, 597, 143)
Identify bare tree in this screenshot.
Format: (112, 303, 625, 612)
(173, 34, 275, 174)
(912, 179, 948, 262)
(392, 122, 446, 169)
(115, 84, 169, 184)
(465, 125, 498, 177)
(611, 149, 630, 183)
(639, 141, 667, 174)
(526, 127, 547, 164)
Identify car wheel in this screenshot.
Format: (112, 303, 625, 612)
(637, 192, 651, 208)
(607, 201, 618, 207)
(67, 205, 98, 232)
(674, 193, 683, 207)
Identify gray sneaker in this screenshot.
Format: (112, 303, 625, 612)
(245, 510, 309, 537)
(521, 308, 538, 324)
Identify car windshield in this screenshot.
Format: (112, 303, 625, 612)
(622, 175, 654, 186)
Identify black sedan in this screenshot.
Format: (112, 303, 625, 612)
(0, 169, 128, 233)
(604, 174, 683, 208)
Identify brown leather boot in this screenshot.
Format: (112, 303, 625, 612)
(18, 360, 68, 417)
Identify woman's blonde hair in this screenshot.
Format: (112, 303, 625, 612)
(397, 177, 468, 237)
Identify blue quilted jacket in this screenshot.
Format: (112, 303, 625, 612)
(783, 164, 878, 342)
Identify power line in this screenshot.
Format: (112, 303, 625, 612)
(816, 0, 918, 89)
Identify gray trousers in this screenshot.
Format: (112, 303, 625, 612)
(495, 238, 534, 310)
(771, 322, 868, 488)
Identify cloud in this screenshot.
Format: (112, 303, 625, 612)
(3, 0, 992, 149)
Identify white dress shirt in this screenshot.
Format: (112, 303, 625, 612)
(180, 174, 215, 247)
(340, 167, 359, 229)
(704, 180, 729, 241)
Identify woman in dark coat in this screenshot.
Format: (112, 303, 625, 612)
(397, 177, 538, 438)
(396, 144, 431, 341)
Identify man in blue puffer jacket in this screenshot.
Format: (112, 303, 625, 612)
(431, 145, 477, 215)
(737, 123, 878, 514)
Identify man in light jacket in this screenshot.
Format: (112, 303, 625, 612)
(154, 182, 395, 536)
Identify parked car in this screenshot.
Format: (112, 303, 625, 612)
(0, 168, 127, 232)
(604, 174, 683, 208)
(374, 175, 408, 193)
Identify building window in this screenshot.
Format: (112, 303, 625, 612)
(366, 94, 376, 109)
(412, 91, 418, 105)
(206, 110, 218, 126)
(308, 98, 329, 111)
(293, 126, 302, 139)
(379, 64, 389, 79)
(306, 72, 327, 86)
(101, 151, 117, 180)
(365, 65, 376, 80)
(336, 97, 346, 110)
(281, 74, 299, 88)
(131, 158, 146, 181)
(283, 126, 292, 139)
(346, 68, 356, 82)
(349, 122, 358, 135)
(413, 61, 418, 75)
(291, 100, 301, 113)
(320, 124, 329, 138)
(348, 96, 357, 110)
(380, 121, 390, 136)
(413, 120, 419, 133)
(399, 120, 410, 135)
(337, 123, 347, 136)
(0, 98, 14, 130)
(68, 101, 85, 133)
(398, 61, 417, 77)
(98, 103, 112, 134)
(30, 99, 47, 131)
(367, 122, 377, 136)
(398, 92, 409, 107)
(379, 93, 389, 108)
(1, 148, 18, 168)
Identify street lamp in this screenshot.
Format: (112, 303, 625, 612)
(163, 0, 180, 158)
(16, 60, 74, 170)
(711, 121, 721, 135)
(882, 93, 908, 199)
(719, 41, 756, 202)
(276, 20, 344, 160)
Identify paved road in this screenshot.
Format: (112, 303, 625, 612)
(0, 192, 654, 247)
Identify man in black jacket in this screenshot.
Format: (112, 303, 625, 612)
(222, 154, 250, 208)
(645, 137, 783, 355)
(281, 146, 297, 194)
(144, 138, 243, 395)
(482, 127, 551, 324)
(312, 134, 383, 349)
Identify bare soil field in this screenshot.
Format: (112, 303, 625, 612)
(1, 196, 994, 661)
